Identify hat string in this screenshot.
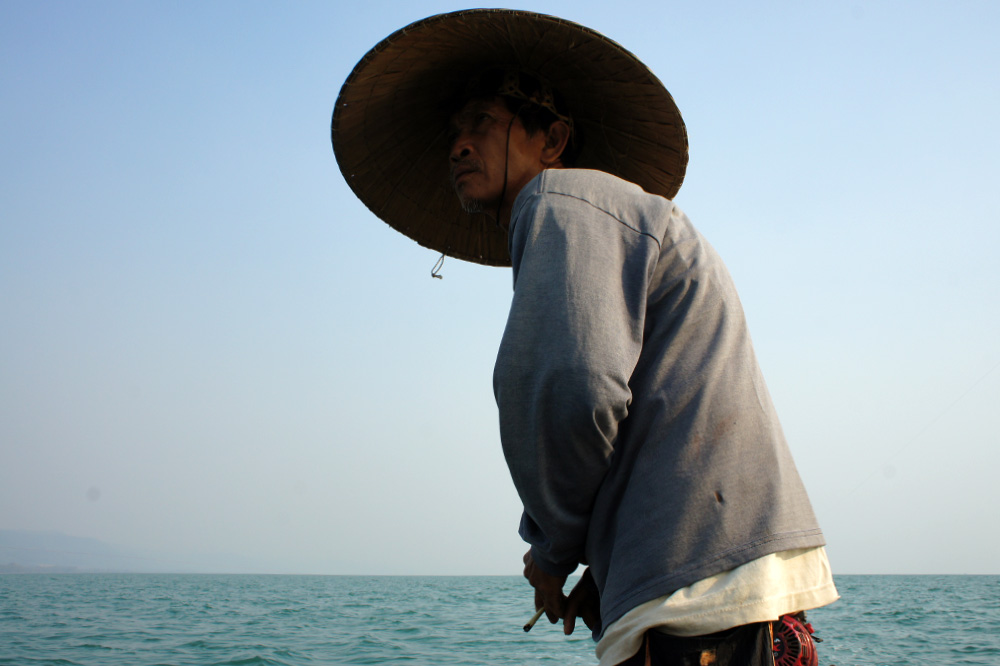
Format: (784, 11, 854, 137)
(495, 111, 519, 230)
(431, 253, 445, 279)
(430, 102, 520, 280)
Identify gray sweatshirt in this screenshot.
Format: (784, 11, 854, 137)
(493, 169, 825, 639)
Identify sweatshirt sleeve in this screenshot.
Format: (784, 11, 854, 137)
(494, 186, 664, 576)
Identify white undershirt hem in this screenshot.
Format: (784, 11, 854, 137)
(595, 546, 839, 666)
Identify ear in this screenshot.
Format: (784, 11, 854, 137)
(541, 120, 571, 166)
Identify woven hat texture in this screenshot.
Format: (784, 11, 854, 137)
(332, 9, 688, 267)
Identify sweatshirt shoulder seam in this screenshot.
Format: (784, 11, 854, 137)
(525, 190, 663, 250)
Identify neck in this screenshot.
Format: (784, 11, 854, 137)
(492, 163, 562, 230)
(495, 198, 515, 231)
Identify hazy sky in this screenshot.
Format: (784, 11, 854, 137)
(2, 1, 998, 576)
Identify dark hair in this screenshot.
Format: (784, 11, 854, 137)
(453, 68, 581, 166)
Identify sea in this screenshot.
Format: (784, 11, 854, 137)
(1, 574, 998, 666)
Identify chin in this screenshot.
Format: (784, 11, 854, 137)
(460, 197, 486, 214)
(455, 187, 493, 214)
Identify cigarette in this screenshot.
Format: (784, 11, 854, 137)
(523, 607, 545, 632)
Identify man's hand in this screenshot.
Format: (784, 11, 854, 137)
(563, 567, 600, 635)
(522, 550, 568, 624)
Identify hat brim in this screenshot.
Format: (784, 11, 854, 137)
(332, 9, 688, 267)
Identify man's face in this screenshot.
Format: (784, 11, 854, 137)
(448, 97, 548, 215)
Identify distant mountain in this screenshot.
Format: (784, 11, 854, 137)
(0, 530, 180, 573)
(0, 530, 268, 574)
(0, 562, 93, 574)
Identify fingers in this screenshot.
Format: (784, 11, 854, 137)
(524, 558, 601, 637)
(532, 581, 562, 624)
(563, 568, 600, 635)
(523, 551, 568, 622)
(563, 596, 578, 635)
(563, 580, 584, 635)
(583, 606, 599, 631)
(538, 586, 564, 623)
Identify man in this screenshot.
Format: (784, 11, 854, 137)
(333, 10, 838, 665)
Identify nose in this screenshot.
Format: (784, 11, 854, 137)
(449, 132, 473, 163)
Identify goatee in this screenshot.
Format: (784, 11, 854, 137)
(460, 197, 485, 214)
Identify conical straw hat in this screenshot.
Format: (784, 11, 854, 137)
(332, 9, 688, 267)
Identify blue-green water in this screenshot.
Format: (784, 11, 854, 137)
(1, 574, 998, 665)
